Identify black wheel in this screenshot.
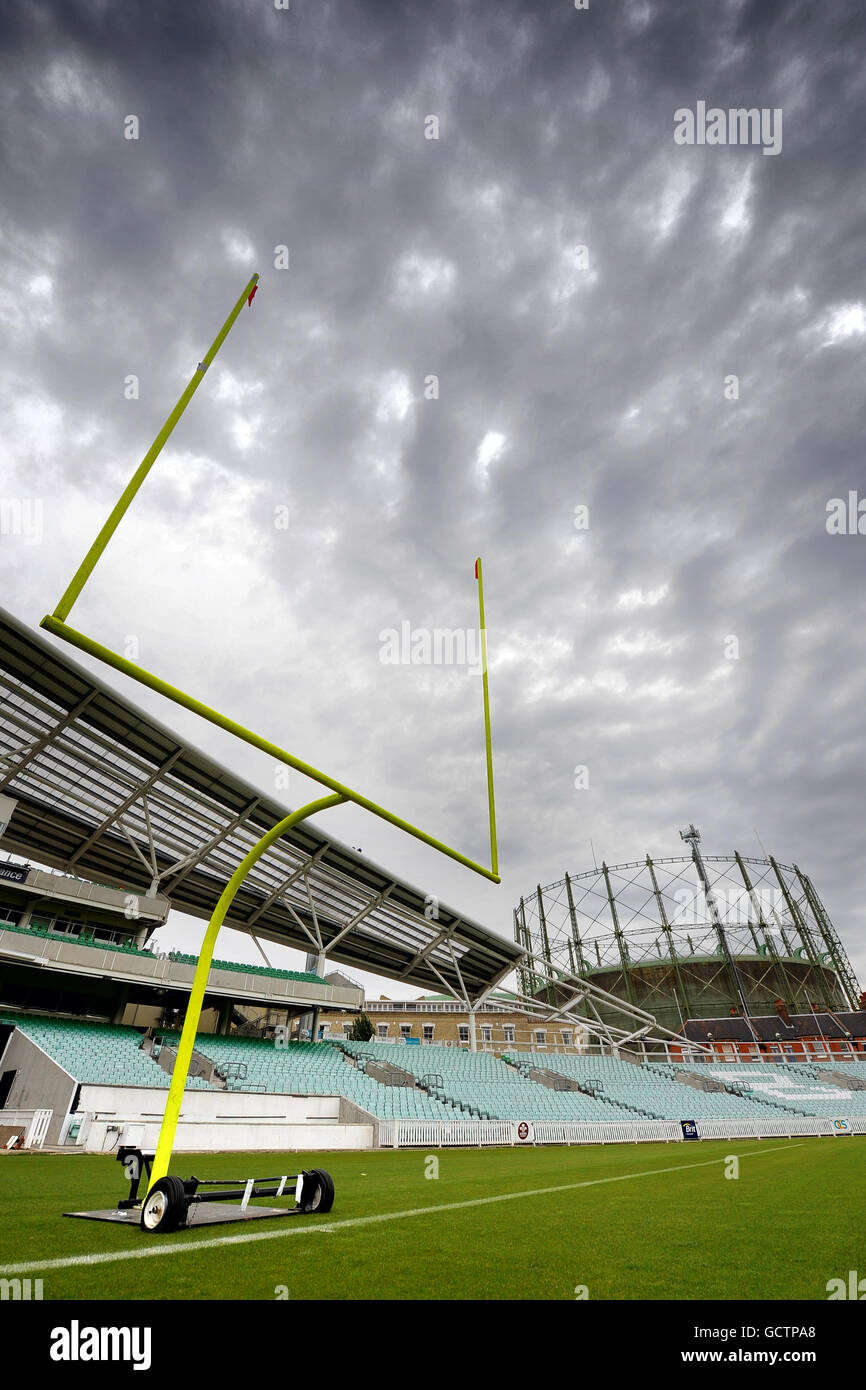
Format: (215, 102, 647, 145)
(140, 1176, 188, 1233)
(298, 1168, 334, 1214)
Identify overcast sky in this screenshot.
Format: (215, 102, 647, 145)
(1, 0, 865, 999)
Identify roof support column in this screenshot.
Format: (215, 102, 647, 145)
(111, 982, 130, 1025)
(217, 999, 233, 1036)
(535, 885, 554, 1003)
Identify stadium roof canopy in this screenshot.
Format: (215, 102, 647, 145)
(0, 608, 523, 1003)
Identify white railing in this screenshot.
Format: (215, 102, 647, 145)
(531, 1120, 683, 1144)
(689, 1116, 866, 1139)
(0, 1108, 52, 1148)
(379, 1120, 513, 1147)
(26, 1108, 52, 1148)
(379, 1114, 866, 1147)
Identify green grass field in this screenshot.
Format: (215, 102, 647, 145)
(1, 1138, 862, 1301)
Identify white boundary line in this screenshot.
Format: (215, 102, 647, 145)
(0, 1141, 803, 1277)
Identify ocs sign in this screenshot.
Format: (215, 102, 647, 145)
(515, 1121, 534, 1143)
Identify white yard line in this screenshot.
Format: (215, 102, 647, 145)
(0, 1142, 802, 1276)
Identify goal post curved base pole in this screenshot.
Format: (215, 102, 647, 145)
(147, 791, 347, 1194)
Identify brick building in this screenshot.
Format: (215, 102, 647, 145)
(674, 1007, 866, 1062)
(317, 992, 587, 1054)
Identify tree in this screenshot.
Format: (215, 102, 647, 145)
(349, 1011, 374, 1042)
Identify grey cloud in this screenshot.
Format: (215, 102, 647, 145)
(1, 0, 865, 990)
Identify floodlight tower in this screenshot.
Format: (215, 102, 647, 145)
(679, 823, 752, 1020)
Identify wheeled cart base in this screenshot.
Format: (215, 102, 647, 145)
(64, 1202, 295, 1227)
(64, 1146, 335, 1233)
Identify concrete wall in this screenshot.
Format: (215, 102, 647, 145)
(81, 1116, 373, 1152)
(72, 1084, 374, 1153)
(0, 1029, 76, 1145)
(338, 1095, 381, 1146)
(76, 1085, 344, 1121)
(529, 1066, 579, 1091)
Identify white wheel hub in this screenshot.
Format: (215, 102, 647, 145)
(142, 1190, 167, 1229)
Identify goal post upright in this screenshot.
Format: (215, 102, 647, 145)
(475, 556, 498, 881)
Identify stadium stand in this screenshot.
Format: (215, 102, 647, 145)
(1, 919, 150, 957)
(3, 1012, 864, 1127)
(162, 951, 324, 985)
(0, 919, 325, 984)
(547, 1054, 866, 1119)
(0, 1013, 215, 1089)
(697, 1063, 866, 1116)
(338, 1039, 641, 1121)
(182, 1034, 465, 1121)
(783, 1058, 866, 1080)
(505, 1051, 794, 1120)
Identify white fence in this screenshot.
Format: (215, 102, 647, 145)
(26, 1108, 52, 1147)
(531, 1120, 683, 1145)
(379, 1120, 513, 1147)
(379, 1115, 866, 1147)
(688, 1116, 866, 1140)
(1, 1108, 52, 1148)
